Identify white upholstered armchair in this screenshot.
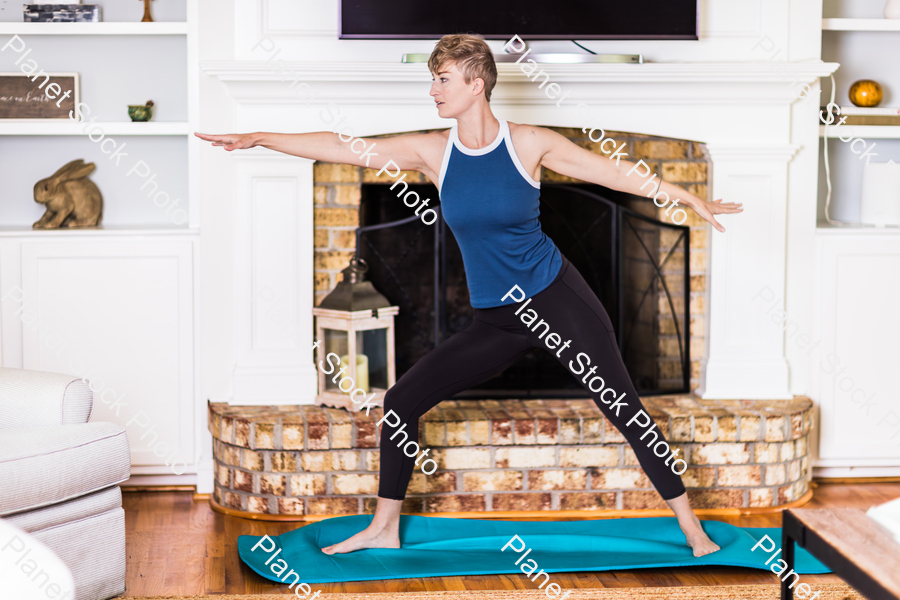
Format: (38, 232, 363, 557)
(0, 367, 130, 600)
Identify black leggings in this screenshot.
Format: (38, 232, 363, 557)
(377, 254, 686, 502)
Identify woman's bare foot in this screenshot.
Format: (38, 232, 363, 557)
(321, 497, 403, 555)
(681, 516, 721, 557)
(321, 523, 400, 554)
(665, 492, 721, 557)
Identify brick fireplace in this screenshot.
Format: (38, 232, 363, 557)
(209, 395, 812, 518)
(209, 128, 817, 519)
(312, 128, 710, 391)
(206, 58, 827, 404)
(202, 51, 831, 502)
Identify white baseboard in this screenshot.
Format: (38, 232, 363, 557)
(122, 473, 198, 488)
(813, 466, 900, 479)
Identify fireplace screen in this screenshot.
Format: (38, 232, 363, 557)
(356, 182, 690, 397)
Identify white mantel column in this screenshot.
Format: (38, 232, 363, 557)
(232, 152, 319, 404)
(698, 143, 799, 399)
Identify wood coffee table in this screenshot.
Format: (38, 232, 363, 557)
(781, 508, 900, 600)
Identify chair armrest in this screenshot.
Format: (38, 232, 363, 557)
(0, 367, 93, 429)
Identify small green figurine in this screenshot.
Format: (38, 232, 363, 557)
(128, 100, 154, 122)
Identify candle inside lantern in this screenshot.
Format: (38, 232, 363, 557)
(340, 353, 369, 394)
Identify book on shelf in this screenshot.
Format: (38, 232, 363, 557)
(838, 106, 900, 116)
(23, 4, 99, 22)
(820, 106, 900, 126)
(867, 495, 900, 545)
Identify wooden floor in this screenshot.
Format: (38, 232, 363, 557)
(121, 482, 900, 597)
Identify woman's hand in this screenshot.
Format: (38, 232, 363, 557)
(194, 132, 260, 151)
(688, 197, 743, 233)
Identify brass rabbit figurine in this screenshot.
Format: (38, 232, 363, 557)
(33, 159, 104, 229)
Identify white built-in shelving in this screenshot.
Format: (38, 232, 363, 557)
(0, 1, 201, 484)
(0, 5, 198, 230)
(0, 224, 195, 236)
(822, 18, 900, 31)
(818, 11, 900, 228)
(0, 22, 188, 35)
(0, 121, 191, 136)
(813, 8, 900, 476)
(819, 125, 900, 138)
(816, 221, 900, 231)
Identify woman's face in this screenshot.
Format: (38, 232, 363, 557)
(430, 61, 482, 118)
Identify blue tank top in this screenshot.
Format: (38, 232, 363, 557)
(438, 119, 562, 309)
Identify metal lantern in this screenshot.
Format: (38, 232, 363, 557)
(311, 257, 398, 411)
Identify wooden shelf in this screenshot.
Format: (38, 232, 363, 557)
(0, 22, 188, 35)
(0, 224, 198, 236)
(819, 125, 900, 138)
(0, 121, 191, 136)
(822, 18, 900, 31)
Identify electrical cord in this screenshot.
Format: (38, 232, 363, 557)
(571, 40, 597, 55)
(823, 73, 844, 226)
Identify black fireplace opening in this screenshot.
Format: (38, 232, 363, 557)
(355, 181, 691, 397)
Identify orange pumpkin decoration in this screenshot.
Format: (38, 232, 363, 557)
(849, 80, 883, 107)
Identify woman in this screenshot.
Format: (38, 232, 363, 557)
(197, 34, 742, 559)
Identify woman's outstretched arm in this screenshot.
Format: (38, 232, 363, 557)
(530, 127, 743, 232)
(193, 130, 433, 174)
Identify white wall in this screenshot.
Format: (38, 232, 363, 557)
(824, 0, 894, 18)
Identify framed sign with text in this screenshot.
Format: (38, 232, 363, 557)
(0, 72, 79, 120)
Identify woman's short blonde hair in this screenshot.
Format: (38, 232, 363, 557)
(428, 34, 498, 102)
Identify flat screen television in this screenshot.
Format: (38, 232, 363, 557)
(339, 1, 698, 41)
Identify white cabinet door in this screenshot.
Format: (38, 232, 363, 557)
(814, 232, 900, 467)
(19, 239, 194, 474)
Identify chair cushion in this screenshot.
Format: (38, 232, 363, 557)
(0, 422, 130, 516)
(5, 486, 121, 534)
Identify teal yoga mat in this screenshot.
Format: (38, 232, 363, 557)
(238, 515, 830, 584)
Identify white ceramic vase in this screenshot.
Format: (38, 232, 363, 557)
(860, 161, 900, 226)
(885, 0, 900, 19)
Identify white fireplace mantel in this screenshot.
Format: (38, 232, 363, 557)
(202, 59, 838, 402)
(204, 61, 833, 84)
(203, 61, 837, 135)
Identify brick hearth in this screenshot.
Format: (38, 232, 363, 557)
(208, 395, 812, 518)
